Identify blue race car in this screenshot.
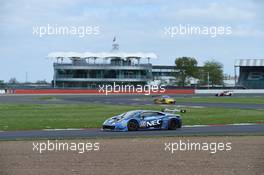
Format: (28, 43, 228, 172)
(102, 109, 183, 131)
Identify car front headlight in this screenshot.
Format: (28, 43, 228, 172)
(103, 120, 109, 125)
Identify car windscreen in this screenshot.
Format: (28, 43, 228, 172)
(162, 95, 170, 98)
(119, 111, 140, 119)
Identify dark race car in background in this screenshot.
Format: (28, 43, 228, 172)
(102, 109, 183, 132)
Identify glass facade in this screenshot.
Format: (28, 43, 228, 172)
(53, 58, 154, 87)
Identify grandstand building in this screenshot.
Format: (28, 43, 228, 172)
(48, 41, 177, 88)
(235, 59, 264, 89)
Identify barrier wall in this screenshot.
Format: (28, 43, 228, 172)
(8, 89, 264, 95)
(195, 89, 264, 94)
(14, 89, 195, 95)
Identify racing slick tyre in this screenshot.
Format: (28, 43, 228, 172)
(168, 119, 178, 130)
(178, 120, 182, 128)
(127, 119, 139, 131)
(154, 100, 159, 104)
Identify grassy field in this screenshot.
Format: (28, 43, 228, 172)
(0, 104, 263, 131)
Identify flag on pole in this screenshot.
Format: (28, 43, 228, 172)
(113, 36, 116, 42)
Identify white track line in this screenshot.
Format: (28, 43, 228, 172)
(43, 128, 83, 131)
(0, 123, 263, 132)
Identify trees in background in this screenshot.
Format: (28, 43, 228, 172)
(199, 60, 224, 86)
(175, 57, 198, 86)
(36, 80, 48, 84)
(175, 57, 224, 87)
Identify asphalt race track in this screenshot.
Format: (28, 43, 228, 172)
(63, 95, 264, 110)
(0, 94, 264, 110)
(0, 124, 264, 140)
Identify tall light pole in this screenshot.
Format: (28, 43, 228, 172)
(53, 69, 56, 88)
(207, 72, 210, 89)
(25, 72, 28, 83)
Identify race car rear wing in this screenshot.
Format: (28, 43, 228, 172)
(162, 108, 186, 113)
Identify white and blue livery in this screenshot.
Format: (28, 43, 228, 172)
(102, 109, 183, 131)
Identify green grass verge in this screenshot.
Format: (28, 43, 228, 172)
(0, 104, 263, 131)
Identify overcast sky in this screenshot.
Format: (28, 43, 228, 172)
(0, 0, 263, 82)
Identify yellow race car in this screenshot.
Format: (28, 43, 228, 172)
(154, 95, 176, 104)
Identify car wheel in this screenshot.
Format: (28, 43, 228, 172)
(168, 119, 178, 130)
(127, 120, 139, 131)
(154, 99, 160, 104)
(178, 120, 182, 128)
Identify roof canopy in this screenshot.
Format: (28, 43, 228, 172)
(235, 59, 264, 67)
(48, 52, 157, 60)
